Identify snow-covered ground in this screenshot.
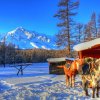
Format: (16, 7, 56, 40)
(0, 63, 99, 100)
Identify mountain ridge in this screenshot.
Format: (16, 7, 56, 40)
(0, 27, 57, 50)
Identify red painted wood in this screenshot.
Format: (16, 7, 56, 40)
(78, 44, 100, 58)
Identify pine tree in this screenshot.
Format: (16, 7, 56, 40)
(54, 0, 79, 55)
(5, 43, 16, 64)
(0, 37, 6, 67)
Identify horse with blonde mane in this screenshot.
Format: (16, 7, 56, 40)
(57, 58, 83, 87)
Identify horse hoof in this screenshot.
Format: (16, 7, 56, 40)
(96, 94, 99, 98)
(85, 93, 90, 97)
(66, 85, 69, 87)
(92, 95, 95, 98)
(86, 94, 90, 97)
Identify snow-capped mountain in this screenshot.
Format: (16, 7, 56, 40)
(1, 27, 57, 50)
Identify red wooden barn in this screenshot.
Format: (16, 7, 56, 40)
(73, 38, 100, 59)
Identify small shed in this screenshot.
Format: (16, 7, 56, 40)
(73, 38, 100, 59)
(47, 57, 74, 75)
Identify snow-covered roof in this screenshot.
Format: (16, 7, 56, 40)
(65, 57, 75, 61)
(47, 57, 66, 62)
(47, 57, 75, 62)
(73, 38, 100, 51)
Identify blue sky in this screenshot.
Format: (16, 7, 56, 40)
(0, 0, 100, 36)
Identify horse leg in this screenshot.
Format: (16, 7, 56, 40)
(85, 82, 89, 96)
(70, 76, 72, 87)
(66, 75, 69, 87)
(92, 87, 95, 98)
(82, 76, 89, 96)
(72, 75, 75, 87)
(96, 82, 99, 98)
(83, 81, 89, 96)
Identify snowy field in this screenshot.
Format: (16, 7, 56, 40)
(0, 63, 99, 100)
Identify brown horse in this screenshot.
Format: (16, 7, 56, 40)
(57, 59, 83, 87)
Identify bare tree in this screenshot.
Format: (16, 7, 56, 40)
(54, 0, 79, 55)
(75, 23, 83, 42)
(85, 22, 93, 41)
(97, 14, 100, 37)
(90, 12, 97, 38)
(83, 12, 97, 41)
